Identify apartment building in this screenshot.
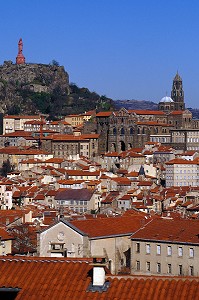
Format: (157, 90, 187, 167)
(131, 218, 199, 277)
(170, 128, 199, 151)
(3, 115, 40, 134)
(41, 134, 99, 159)
(165, 158, 199, 187)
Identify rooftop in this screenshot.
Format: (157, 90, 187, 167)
(0, 256, 198, 299)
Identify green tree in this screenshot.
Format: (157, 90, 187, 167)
(51, 60, 60, 66)
(1, 159, 13, 177)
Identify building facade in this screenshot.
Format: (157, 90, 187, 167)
(96, 73, 196, 154)
(131, 218, 199, 277)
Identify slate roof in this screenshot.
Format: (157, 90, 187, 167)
(55, 188, 94, 201)
(0, 256, 198, 300)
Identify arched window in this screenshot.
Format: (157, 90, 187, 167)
(121, 128, 125, 135)
(130, 127, 134, 135)
(113, 127, 117, 135)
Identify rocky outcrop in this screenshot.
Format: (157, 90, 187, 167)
(0, 61, 69, 114)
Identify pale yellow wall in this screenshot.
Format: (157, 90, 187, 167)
(39, 222, 87, 257)
(0, 240, 12, 255)
(90, 235, 131, 274)
(131, 240, 199, 276)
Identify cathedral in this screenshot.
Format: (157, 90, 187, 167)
(96, 73, 194, 154)
(158, 72, 185, 112)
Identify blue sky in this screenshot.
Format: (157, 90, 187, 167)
(1, 0, 199, 107)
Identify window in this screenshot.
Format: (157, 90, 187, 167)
(156, 245, 161, 255)
(167, 245, 172, 256)
(189, 266, 194, 276)
(130, 127, 134, 135)
(179, 264, 183, 275)
(136, 260, 140, 271)
(189, 248, 194, 258)
(157, 263, 161, 273)
(167, 264, 172, 274)
(136, 243, 140, 253)
(146, 262, 150, 271)
(121, 128, 125, 135)
(146, 244, 151, 254)
(178, 247, 183, 257)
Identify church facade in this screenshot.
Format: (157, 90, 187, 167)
(96, 73, 196, 154)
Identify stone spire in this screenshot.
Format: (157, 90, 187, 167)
(16, 38, 25, 64)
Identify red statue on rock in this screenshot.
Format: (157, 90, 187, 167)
(16, 38, 25, 64)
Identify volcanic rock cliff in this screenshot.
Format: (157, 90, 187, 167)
(0, 61, 70, 115)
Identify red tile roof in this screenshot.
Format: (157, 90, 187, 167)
(4, 115, 41, 119)
(137, 181, 153, 186)
(0, 256, 198, 299)
(0, 228, 14, 240)
(104, 151, 119, 157)
(170, 110, 185, 115)
(166, 158, 198, 165)
(96, 111, 113, 117)
(42, 134, 99, 141)
(71, 215, 152, 238)
(131, 218, 199, 244)
(45, 158, 65, 163)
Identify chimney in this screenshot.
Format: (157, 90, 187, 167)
(88, 257, 110, 292)
(92, 257, 106, 286)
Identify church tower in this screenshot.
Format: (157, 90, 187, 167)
(16, 38, 25, 64)
(171, 72, 185, 110)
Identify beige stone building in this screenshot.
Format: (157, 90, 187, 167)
(41, 133, 99, 159)
(0, 228, 14, 255)
(37, 215, 148, 274)
(64, 114, 84, 127)
(3, 115, 41, 134)
(165, 158, 199, 187)
(170, 128, 199, 151)
(131, 218, 199, 277)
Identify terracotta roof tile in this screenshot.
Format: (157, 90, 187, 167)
(96, 111, 113, 117)
(70, 215, 152, 238)
(170, 111, 185, 115)
(131, 218, 199, 244)
(166, 158, 198, 165)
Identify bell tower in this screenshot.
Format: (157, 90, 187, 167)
(171, 72, 185, 110)
(16, 38, 25, 64)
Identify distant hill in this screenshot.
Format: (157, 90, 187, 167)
(114, 99, 158, 110)
(114, 99, 199, 119)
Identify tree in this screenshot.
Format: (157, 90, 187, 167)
(51, 60, 60, 66)
(1, 159, 13, 177)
